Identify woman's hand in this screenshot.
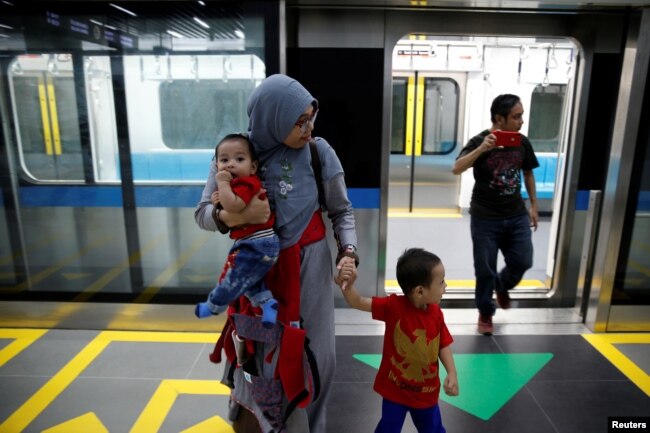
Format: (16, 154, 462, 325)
(210, 190, 220, 207)
(221, 190, 271, 228)
(241, 191, 271, 225)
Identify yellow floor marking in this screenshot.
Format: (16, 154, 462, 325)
(389, 212, 463, 218)
(4, 235, 113, 293)
(0, 329, 48, 367)
(0, 233, 64, 266)
(582, 333, 650, 397)
(388, 208, 462, 218)
(130, 380, 231, 433)
(0, 330, 220, 433)
(73, 236, 165, 302)
(42, 412, 108, 433)
(384, 279, 547, 290)
(628, 259, 650, 277)
(135, 234, 209, 303)
(180, 415, 234, 433)
(186, 274, 215, 283)
(61, 272, 95, 280)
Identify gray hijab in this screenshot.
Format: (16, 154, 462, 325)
(247, 74, 321, 248)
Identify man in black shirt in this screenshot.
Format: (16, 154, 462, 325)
(452, 94, 539, 335)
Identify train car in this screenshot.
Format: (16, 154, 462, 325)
(0, 0, 648, 332)
(389, 37, 575, 214)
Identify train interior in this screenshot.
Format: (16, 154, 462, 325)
(0, 1, 649, 432)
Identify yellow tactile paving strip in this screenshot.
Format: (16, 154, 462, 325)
(0, 329, 227, 433)
(385, 279, 547, 290)
(0, 329, 48, 368)
(388, 208, 462, 218)
(582, 333, 650, 397)
(1, 329, 648, 432)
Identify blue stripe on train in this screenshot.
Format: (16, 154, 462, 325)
(17, 186, 650, 211)
(18, 186, 381, 209)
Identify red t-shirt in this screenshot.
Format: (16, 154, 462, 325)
(371, 294, 453, 408)
(229, 175, 275, 239)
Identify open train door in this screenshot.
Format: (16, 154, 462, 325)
(385, 36, 578, 301)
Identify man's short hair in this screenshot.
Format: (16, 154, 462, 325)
(396, 248, 442, 295)
(490, 94, 521, 123)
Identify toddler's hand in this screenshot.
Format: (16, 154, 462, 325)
(443, 375, 459, 396)
(335, 261, 356, 290)
(216, 170, 233, 183)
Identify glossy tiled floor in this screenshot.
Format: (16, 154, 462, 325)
(1, 309, 648, 433)
(331, 334, 649, 433)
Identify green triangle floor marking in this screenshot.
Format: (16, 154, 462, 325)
(353, 352, 553, 421)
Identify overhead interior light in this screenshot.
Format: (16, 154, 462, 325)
(109, 3, 137, 17)
(166, 29, 184, 39)
(1, 1, 15, 6)
(90, 19, 118, 32)
(193, 17, 210, 29)
(0, 23, 14, 30)
(197, 1, 206, 5)
(234, 29, 244, 39)
(0, 33, 9, 38)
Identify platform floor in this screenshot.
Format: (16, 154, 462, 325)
(1, 309, 648, 433)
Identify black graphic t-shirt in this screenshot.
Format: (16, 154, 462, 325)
(457, 130, 539, 218)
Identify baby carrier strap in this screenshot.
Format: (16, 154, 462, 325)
(309, 139, 325, 208)
(232, 313, 321, 427)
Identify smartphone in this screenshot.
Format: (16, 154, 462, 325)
(494, 130, 522, 147)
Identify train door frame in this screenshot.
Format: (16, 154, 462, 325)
(380, 9, 608, 309)
(586, 10, 650, 331)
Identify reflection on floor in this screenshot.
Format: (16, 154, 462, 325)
(0, 309, 648, 433)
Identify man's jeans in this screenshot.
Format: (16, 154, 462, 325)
(470, 213, 533, 316)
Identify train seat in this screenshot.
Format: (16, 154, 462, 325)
(522, 154, 557, 200)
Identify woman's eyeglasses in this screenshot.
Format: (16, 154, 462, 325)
(295, 110, 318, 134)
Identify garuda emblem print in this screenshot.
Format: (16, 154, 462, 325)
(390, 320, 439, 382)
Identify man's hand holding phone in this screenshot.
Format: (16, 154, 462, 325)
(493, 130, 522, 147)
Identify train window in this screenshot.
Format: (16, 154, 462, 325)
(159, 80, 255, 150)
(391, 78, 408, 154)
(123, 54, 264, 182)
(422, 78, 458, 155)
(10, 54, 85, 181)
(528, 84, 566, 153)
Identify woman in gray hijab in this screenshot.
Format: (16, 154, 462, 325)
(195, 74, 358, 433)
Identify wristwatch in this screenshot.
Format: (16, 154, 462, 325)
(337, 244, 359, 267)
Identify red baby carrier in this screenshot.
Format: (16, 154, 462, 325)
(210, 210, 325, 432)
(209, 140, 330, 432)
